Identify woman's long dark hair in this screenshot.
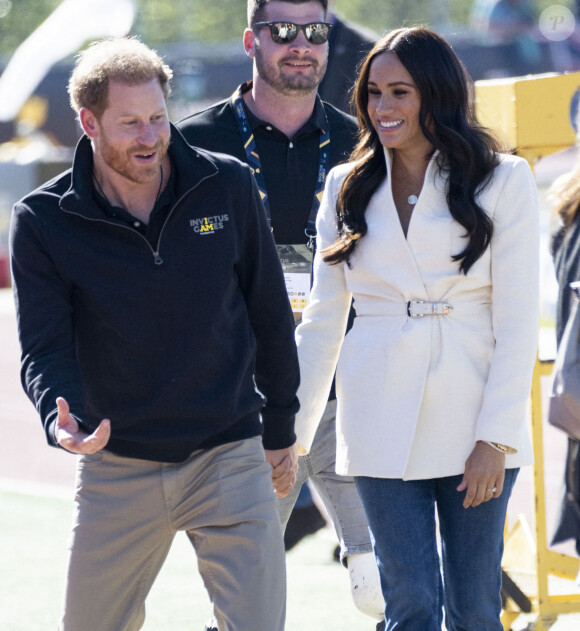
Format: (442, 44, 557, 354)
(323, 27, 502, 274)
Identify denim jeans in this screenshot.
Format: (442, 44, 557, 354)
(355, 468, 519, 631)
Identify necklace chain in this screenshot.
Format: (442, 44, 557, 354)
(93, 165, 164, 216)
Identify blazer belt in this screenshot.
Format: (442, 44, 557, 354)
(407, 300, 453, 318)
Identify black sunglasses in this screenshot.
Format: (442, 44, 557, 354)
(253, 21, 333, 45)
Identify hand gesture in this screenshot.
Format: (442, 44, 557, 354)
(55, 397, 111, 454)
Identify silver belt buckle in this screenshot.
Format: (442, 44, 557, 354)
(407, 300, 453, 318)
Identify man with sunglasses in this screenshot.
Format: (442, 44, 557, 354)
(178, 1, 384, 629)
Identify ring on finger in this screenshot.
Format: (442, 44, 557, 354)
(486, 486, 497, 493)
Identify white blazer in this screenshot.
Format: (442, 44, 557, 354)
(295, 149, 539, 480)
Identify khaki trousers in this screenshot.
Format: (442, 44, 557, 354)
(59, 437, 286, 631)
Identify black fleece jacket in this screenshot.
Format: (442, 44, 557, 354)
(10, 125, 299, 462)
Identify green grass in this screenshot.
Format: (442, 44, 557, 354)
(0, 489, 371, 631)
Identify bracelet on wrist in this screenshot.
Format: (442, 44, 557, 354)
(482, 440, 513, 454)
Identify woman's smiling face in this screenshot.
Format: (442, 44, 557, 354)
(366, 52, 431, 155)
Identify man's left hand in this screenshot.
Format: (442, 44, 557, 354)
(265, 444, 298, 498)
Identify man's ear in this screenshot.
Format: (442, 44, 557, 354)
(243, 28, 256, 59)
(79, 107, 99, 138)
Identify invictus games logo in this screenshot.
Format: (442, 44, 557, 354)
(540, 5, 576, 41)
(190, 214, 230, 235)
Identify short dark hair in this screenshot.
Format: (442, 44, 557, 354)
(68, 37, 173, 120)
(247, 0, 328, 26)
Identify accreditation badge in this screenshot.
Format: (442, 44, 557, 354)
(276, 244, 313, 325)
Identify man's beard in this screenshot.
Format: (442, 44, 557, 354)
(98, 135, 170, 185)
(255, 47, 327, 96)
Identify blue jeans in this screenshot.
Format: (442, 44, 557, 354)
(355, 468, 519, 631)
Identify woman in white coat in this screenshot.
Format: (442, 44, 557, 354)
(295, 27, 539, 630)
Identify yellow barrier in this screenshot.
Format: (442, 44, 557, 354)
(475, 72, 580, 630)
(475, 72, 580, 162)
(501, 358, 580, 630)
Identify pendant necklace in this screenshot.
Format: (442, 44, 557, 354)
(408, 194, 419, 205)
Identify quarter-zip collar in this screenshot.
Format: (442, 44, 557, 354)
(60, 123, 220, 220)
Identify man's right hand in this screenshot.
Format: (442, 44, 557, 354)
(55, 397, 111, 454)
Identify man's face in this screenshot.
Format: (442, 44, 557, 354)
(90, 79, 170, 185)
(250, 1, 328, 95)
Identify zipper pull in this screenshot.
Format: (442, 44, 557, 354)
(153, 252, 163, 265)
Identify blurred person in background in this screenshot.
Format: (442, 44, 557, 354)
(549, 126, 580, 573)
(470, 0, 542, 75)
(318, 0, 377, 114)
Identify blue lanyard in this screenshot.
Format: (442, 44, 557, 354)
(230, 82, 330, 248)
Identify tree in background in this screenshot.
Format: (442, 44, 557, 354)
(1, 0, 574, 57)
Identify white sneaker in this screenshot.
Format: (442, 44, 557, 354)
(204, 617, 218, 631)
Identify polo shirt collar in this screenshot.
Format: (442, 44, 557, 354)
(237, 80, 327, 137)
